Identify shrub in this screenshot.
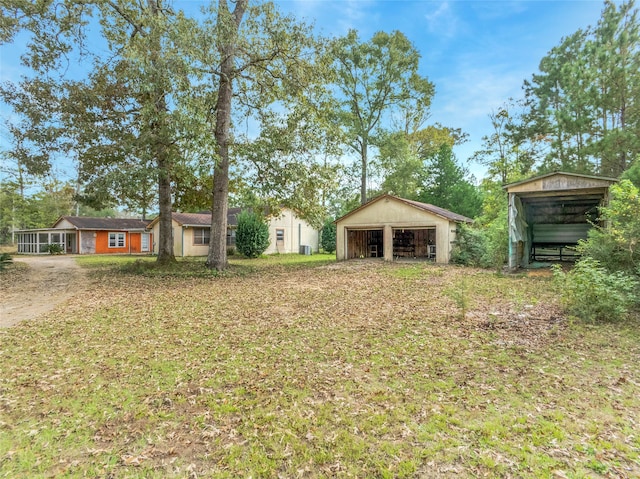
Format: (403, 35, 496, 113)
(320, 219, 336, 254)
(450, 224, 487, 267)
(47, 243, 64, 255)
(578, 180, 640, 274)
(0, 252, 12, 271)
(553, 257, 638, 322)
(480, 211, 508, 271)
(235, 210, 270, 258)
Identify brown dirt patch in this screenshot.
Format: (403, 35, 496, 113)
(0, 255, 88, 327)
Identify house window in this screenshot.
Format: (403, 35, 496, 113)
(109, 232, 126, 248)
(226, 229, 236, 246)
(276, 228, 284, 243)
(193, 228, 210, 245)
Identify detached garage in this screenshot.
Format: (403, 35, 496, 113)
(335, 194, 472, 263)
(505, 172, 617, 269)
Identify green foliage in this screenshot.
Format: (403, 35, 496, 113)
(450, 224, 487, 267)
(418, 144, 483, 219)
(578, 180, 640, 273)
(0, 253, 12, 271)
(482, 210, 509, 272)
(444, 276, 470, 319)
(516, 1, 640, 176)
(328, 29, 434, 204)
(235, 210, 270, 259)
(553, 257, 638, 322)
(621, 155, 640, 189)
(320, 219, 337, 253)
(450, 216, 508, 271)
(47, 243, 64, 255)
(555, 180, 640, 321)
(0, 179, 78, 243)
(471, 100, 537, 184)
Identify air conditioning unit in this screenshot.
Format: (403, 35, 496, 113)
(299, 245, 311, 255)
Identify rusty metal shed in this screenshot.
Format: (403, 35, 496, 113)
(505, 172, 617, 269)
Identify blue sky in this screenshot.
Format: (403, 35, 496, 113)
(0, 0, 610, 182)
(278, 0, 609, 178)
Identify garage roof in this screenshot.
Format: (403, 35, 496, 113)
(336, 194, 473, 224)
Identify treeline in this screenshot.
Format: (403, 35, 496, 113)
(475, 0, 640, 184)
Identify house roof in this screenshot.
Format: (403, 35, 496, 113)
(335, 194, 473, 224)
(147, 208, 244, 229)
(53, 216, 151, 231)
(504, 171, 618, 190)
(171, 212, 212, 227)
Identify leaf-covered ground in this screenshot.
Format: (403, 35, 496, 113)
(1, 257, 639, 478)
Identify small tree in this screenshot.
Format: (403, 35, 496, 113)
(235, 210, 270, 258)
(320, 219, 337, 254)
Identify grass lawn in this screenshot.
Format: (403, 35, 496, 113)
(1, 256, 639, 478)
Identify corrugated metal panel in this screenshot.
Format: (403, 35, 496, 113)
(531, 223, 591, 244)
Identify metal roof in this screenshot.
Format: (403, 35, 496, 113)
(504, 171, 618, 190)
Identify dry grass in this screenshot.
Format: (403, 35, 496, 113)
(1, 258, 639, 478)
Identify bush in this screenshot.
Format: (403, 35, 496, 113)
(0, 252, 12, 271)
(553, 257, 638, 322)
(320, 219, 336, 254)
(47, 243, 64, 255)
(235, 210, 270, 258)
(578, 180, 640, 274)
(450, 224, 486, 266)
(480, 212, 508, 271)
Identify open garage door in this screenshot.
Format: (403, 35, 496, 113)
(392, 228, 436, 259)
(347, 229, 383, 259)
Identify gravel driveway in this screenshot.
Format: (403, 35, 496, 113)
(0, 255, 87, 328)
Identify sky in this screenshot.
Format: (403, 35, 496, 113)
(0, 0, 612, 183)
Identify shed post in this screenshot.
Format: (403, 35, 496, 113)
(508, 192, 516, 270)
(383, 224, 393, 261)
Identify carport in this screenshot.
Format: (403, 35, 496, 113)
(505, 172, 617, 269)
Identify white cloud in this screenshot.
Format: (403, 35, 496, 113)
(424, 2, 460, 38)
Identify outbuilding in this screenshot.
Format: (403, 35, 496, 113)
(505, 172, 617, 269)
(335, 194, 472, 263)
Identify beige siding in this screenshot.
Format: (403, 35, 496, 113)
(150, 209, 318, 257)
(150, 219, 182, 257)
(181, 227, 210, 257)
(336, 197, 459, 263)
(265, 209, 319, 254)
(54, 218, 76, 229)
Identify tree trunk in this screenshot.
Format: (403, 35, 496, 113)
(360, 139, 368, 205)
(206, 0, 247, 270)
(148, 0, 175, 265)
(156, 155, 175, 264)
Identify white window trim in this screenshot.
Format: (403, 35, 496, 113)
(193, 228, 210, 245)
(109, 232, 126, 248)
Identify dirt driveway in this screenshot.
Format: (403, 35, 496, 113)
(0, 255, 88, 328)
